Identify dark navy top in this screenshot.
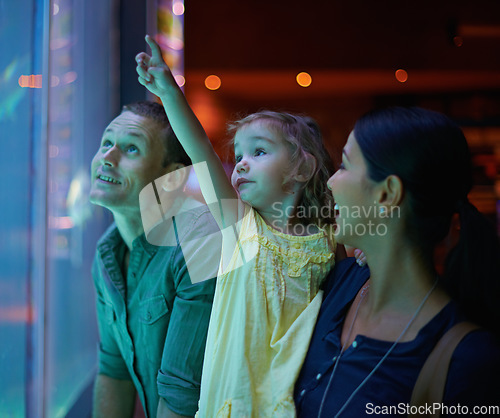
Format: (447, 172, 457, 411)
(294, 258, 500, 417)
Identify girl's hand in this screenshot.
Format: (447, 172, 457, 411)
(354, 249, 367, 267)
(135, 35, 177, 97)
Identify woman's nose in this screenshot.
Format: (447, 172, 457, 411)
(327, 175, 334, 191)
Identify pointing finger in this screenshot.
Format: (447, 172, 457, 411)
(145, 34, 163, 59)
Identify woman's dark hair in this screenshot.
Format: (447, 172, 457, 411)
(354, 106, 500, 334)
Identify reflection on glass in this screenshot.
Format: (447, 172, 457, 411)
(1, 0, 114, 416)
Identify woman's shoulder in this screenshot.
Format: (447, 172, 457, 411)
(444, 328, 500, 407)
(453, 328, 500, 365)
(313, 258, 370, 321)
(323, 257, 370, 296)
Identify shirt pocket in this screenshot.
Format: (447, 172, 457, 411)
(98, 298, 116, 325)
(139, 295, 169, 325)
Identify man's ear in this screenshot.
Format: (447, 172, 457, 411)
(294, 153, 317, 183)
(376, 174, 404, 215)
(161, 163, 188, 192)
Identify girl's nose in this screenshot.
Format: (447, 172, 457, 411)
(236, 160, 249, 174)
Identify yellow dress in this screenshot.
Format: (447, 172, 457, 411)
(197, 205, 336, 417)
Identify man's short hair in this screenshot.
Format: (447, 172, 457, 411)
(122, 101, 192, 168)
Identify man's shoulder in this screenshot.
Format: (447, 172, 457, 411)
(174, 198, 221, 241)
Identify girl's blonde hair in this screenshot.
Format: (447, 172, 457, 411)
(228, 110, 335, 227)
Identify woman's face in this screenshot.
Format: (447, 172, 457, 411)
(327, 131, 382, 246)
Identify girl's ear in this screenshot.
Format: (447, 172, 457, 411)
(375, 174, 404, 214)
(161, 163, 188, 192)
(294, 153, 317, 182)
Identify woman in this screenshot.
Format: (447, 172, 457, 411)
(294, 107, 500, 417)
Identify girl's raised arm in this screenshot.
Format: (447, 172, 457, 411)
(136, 35, 239, 228)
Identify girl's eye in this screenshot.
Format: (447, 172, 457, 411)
(255, 148, 266, 156)
(127, 145, 139, 154)
(338, 162, 345, 170)
(235, 155, 242, 163)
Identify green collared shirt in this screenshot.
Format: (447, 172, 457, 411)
(92, 202, 219, 417)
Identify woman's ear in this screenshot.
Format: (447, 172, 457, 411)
(376, 174, 404, 215)
(294, 153, 317, 183)
(161, 163, 188, 192)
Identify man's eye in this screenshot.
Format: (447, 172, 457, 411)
(102, 139, 112, 148)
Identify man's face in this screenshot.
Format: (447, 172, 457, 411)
(89, 111, 167, 214)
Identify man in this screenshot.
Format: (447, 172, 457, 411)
(89, 101, 218, 417)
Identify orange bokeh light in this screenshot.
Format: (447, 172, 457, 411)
(18, 74, 43, 88)
(395, 69, 408, 83)
(205, 75, 221, 90)
(296, 72, 312, 87)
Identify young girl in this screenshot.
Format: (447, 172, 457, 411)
(136, 35, 345, 417)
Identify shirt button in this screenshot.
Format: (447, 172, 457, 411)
(145, 312, 152, 321)
(316, 373, 322, 380)
(293, 243, 301, 249)
(332, 356, 337, 362)
(300, 389, 306, 397)
(352, 340, 358, 348)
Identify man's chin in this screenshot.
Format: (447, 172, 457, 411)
(89, 190, 104, 206)
(89, 191, 116, 210)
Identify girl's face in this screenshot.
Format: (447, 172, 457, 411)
(327, 131, 379, 246)
(231, 121, 297, 212)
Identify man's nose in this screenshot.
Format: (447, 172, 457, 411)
(102, 146, 119, 166)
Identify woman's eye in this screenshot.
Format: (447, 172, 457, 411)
(127, 145, 139, 154)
